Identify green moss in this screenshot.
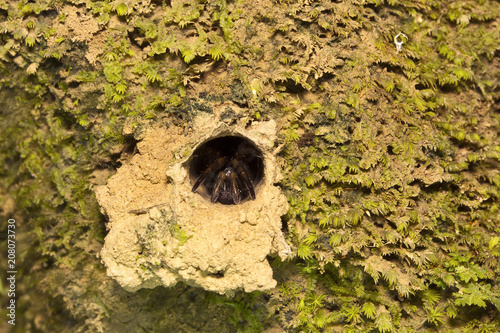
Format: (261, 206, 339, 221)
(1, 0, 500, 332)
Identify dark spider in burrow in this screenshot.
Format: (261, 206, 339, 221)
(189, 136, 264, 205)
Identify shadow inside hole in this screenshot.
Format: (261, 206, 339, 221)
(187, 135, 265, 205)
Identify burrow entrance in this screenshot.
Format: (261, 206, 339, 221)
(187, 135, 265, 205)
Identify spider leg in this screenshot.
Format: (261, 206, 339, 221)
(211, 170, 226, 202)
(228, 169, 240, 205)
(231, 158, 255, 200)
(192, 156, 227, 192)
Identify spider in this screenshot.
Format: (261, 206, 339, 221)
(189, 136, 264, 205)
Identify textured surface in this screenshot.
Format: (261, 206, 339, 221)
(1, 0, 500, 332)
(95, 109, 289, 294)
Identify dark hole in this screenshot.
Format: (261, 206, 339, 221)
(207, 271, 225, 278)
(281, 217, 288, 233)
(415, 83, 427, 90)
(188, 135, 264, 205)
(68, 81, 80, 89)
(382, 253, 399, 262)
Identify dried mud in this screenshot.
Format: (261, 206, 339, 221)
(95, 104, 290, 295)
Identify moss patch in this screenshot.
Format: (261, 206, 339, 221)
(1, 0, 499, 332)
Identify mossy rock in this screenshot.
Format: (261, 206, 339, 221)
(1, 0, 500, 332)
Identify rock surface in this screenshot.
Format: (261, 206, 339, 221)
(95, 105, 290, 295)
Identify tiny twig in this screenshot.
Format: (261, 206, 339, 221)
(394, 32, 408, 53)
(128, 203, 170, 215)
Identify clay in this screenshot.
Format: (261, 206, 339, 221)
(95, 105, 290, 295)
